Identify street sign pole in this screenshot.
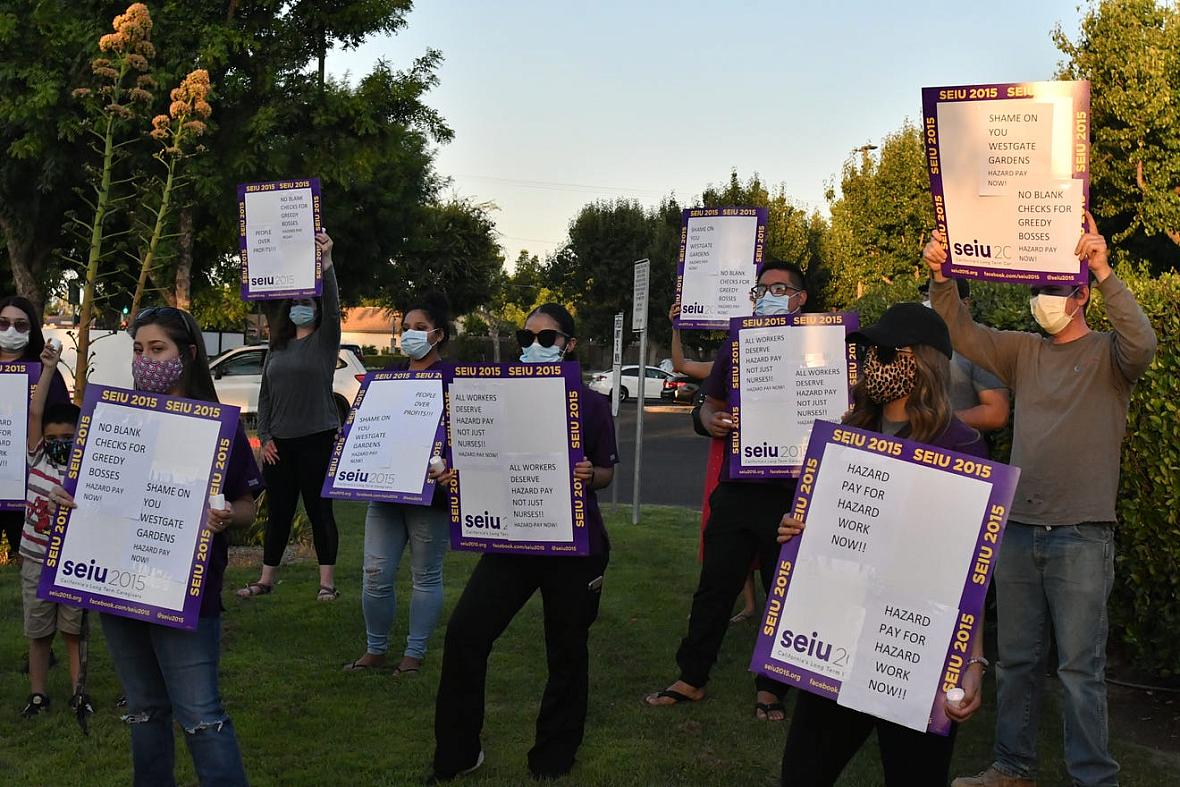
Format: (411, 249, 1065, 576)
(610, 311, 624, 509)
(631, 259, 650, 525)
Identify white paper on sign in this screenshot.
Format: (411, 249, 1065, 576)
(771, 555, 870, 682)
(449, 379, 507, 468)
(838, 593, 958, 731)
(0, 373, 28, 503)
(505, 451, 573, 543)
(338, 378, 443, 491)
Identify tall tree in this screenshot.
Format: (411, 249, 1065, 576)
(824, 122, 933, 307)
(1055, 0, 1180, 271)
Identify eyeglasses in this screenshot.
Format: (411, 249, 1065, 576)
(750, 283, 803, 299)
(515, 329, 569, 349)
(1030, 285, 1079, 298)
(0, 317, 31, 333)
(871, 346, 914, 365)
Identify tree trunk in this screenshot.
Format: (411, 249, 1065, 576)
(1, 220, 47, 311)
(174, 204, 194, 310)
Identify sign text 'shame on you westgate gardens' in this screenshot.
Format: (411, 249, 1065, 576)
(923, 80, 1090, 285)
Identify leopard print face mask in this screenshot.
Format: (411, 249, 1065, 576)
(862, 346, 917, 404)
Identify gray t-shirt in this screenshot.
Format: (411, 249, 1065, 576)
(257, 266, 342, 443)
(949, 352, 1006, 413)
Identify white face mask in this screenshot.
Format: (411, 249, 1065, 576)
(1029, 292, 1078, 335)
(0, 327, 30, 353)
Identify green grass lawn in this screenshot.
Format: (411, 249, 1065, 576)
(0, 504, 1176, 785)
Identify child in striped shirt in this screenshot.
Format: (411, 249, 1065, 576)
(19, 341, 83, 718)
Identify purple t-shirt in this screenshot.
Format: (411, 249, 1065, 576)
(579, 385, 619, 554)
(202, 423, 264, 617)
(900, 416, 988, 458)
(702, 336, 793, 488)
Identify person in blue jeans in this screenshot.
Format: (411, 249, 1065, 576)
(50, 306, 264, 786)
(925, 214, 1157, 787)
(344, 293, 453, 675)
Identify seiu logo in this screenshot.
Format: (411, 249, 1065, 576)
(62, 558, 108, 583)
(464, 510, 502, 530)
(743, 442, 779, 459)
(779, 627, 832, 661)
(250, 274, 295, 286)
(951, 239, 1011, 260)
(337, 470, 368, 483)
(681, 304, 706, 314)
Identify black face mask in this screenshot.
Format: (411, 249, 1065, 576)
(45, 438, 72, 466)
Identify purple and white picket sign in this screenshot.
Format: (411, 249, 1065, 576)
(38, 385, 239, 631)
(674, 206, 768, 330)
(0, 361, 38, 510)
(727, 313, 859, 480)
(750, 420, 1020, 735)
(922, 80, 1090, 286)
(322, 369, 446, 505)
(238, 177, 323, 300)
(445, 362, 589, 556)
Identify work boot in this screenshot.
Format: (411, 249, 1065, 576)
(952, 765, 1037, 787)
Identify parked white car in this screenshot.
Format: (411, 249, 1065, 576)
(587, 365, 676, 402)
(209, 344, 366, 429)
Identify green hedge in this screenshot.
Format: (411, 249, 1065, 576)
(1091, 268, 1180, 677)
(854, 268, 1180, 677)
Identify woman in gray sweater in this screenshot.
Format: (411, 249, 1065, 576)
(238, 231, 342, 601)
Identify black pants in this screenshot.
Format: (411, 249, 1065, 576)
(782, 691, 957, 786)
(433, 550, 609, 778)
(677, 481, 792, 698)
(261, 430, 338, 566)
(0, 510, 21, 558)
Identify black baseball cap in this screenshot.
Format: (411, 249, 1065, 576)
(918, 278, 970, 299)
(847, 302, 953, 359)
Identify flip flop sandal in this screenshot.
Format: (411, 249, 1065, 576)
(754, 701, 787, 721)
(236, 582, 273, 599)
(391, 664, 421, 676)
(343, 659, 377, 673)
(317, 585, 340, 602)
(644, 689, 702, 707)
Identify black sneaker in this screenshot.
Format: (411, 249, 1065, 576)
(426, 751, 484, 784)
(21, 693, 50, 718)
(69, 692, 95, 716)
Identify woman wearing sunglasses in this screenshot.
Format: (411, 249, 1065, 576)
(0, 295, 70, 561)
(238, 231, 343, 602)
(775, 302, 988, 787)
(430, 304, 619, 783)
(344, 292, 455, 676)
(48, 305, 263, 786)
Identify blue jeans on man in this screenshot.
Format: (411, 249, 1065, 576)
(102, 614, 248, 787)
(993, 522, 1118, 786)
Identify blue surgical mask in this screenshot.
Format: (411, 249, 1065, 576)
(754, 293, 797, 316)
(519, 342, 564, 363)
(289, 305, 316, 326)
(401, 329, 436, 360)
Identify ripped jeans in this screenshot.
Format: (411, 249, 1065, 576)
(101, 614, 248, 787)
(361, 501, 449, 659)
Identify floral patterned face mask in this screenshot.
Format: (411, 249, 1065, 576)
(132, 354, 185, 393)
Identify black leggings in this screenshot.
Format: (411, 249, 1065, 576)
(0, 510, 21, 558)
(782, 690, 957, 786)
(262, 430, 338, 567)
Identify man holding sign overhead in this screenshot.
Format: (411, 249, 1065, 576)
(925, 213, 1156, 787)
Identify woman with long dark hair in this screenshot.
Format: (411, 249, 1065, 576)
(776, 302, 988, 787)
(344, 293, 454, 675)
(430, 303, 618, 783)
(48, 306, 263, 786)
(0, 295, 69, 560)
(238, 231, 342, 601)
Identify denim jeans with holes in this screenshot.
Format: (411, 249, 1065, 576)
(993, 522, 1118, 787)
(101, 614, 248, 787)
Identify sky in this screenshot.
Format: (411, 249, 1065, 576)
(329, 0, 1085, 269)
